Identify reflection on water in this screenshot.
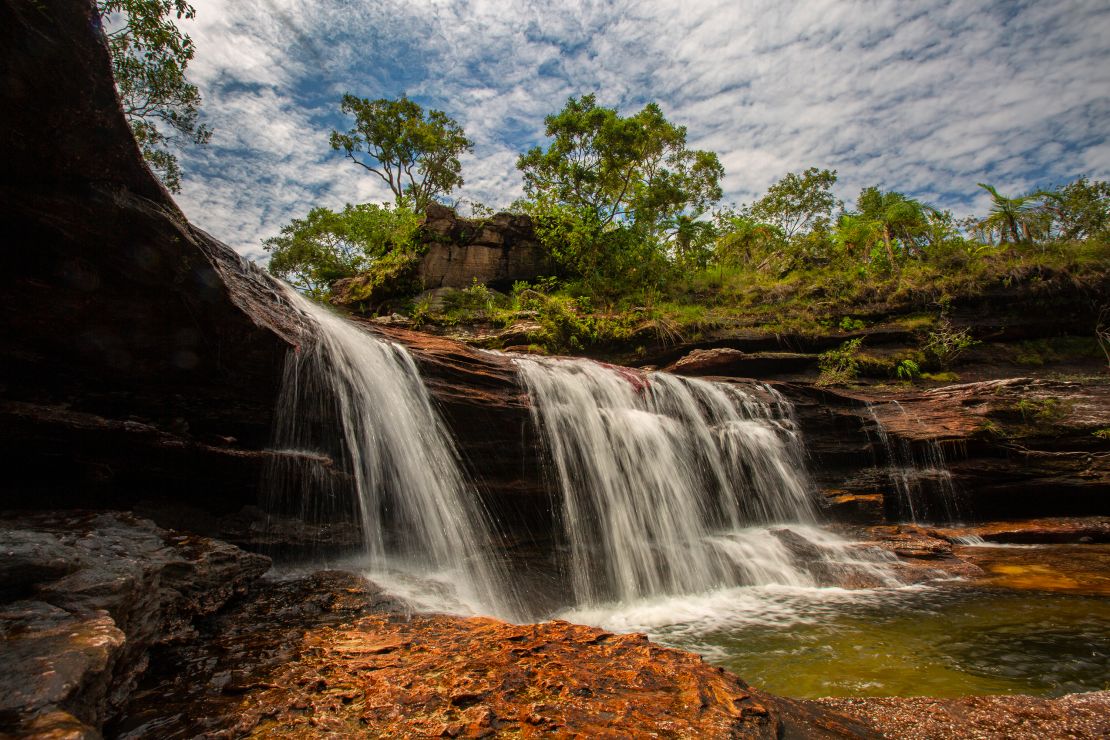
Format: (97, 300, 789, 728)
(565, 585, 1110, 698)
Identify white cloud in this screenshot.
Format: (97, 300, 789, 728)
(174, 0, 1110, 258)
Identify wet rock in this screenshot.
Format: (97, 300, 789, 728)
(667, 347, 815, 377)
(814, 690, 1110, 740)
(929, 516, 1110, 545)
(113, 571, 877, 739)
(0, 511, 269, 736)
(778, 378, 1110, 523)
(823, 491, 886, 524)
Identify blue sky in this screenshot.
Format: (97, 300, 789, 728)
(176, 0, 1110, 260)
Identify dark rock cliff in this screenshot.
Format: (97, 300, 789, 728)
(1, 0, 305, 515)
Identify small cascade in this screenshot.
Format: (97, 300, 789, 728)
(265, 286, 518, 618)
(516, 356, 897, 606)
(866, 402, 962, 523)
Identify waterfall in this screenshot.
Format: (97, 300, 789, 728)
(866, 402, 962, 523)
(516, 356, 897, 606)
(265, 285, 518, 618)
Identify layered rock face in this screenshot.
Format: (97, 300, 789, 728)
(0, 0, 306, 517)
(417, 203, 553, 290)
(778, 378, 1109, 522)
(0, 511, 269, 737)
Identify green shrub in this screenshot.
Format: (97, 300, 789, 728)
(817, 338, 863, 386)
(922, 319, 979, 368)
(895, 358, 921, 381)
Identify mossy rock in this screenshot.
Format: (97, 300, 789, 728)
(331, 251, 423, 314)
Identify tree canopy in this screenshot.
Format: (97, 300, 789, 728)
(97, 0, 211, 192)
(263, 203, 420, 298)
(516, 95, 722, 288)
(330, 95, 472, 212)
(749, 167, 839, 239)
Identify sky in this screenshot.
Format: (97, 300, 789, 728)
(174, 0, 1110, 260)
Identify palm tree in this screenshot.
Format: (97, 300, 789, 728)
(975, 183, 1045, 244)
(844, 187, 935, 269)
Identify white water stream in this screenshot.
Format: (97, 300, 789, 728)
(266, 286, 520, 618)
(264, 292, 901, 628)
(515, 356, 899, 610)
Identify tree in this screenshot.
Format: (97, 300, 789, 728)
(975, 183, 1046, 244)
(850, 187, 935, 267)
(749, 168, 839, 239)
(330, 95, 472, 212)
(713, 213, 785, 267)
(97, 0, 211, 192)
(517, 94, 722, 284)
(263, 203, 420, 298)
(1040, 177, 1110, 241)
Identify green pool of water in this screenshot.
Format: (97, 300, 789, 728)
(655, 587, 1110, 698)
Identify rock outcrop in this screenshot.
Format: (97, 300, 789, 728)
(776, 378, 1110, 522)
(112, 570, 877, 739)
(1, 0, 308, 517)
(417, 203, 553, 290)
(331, 204, 554, 313)
(0, 511, 269, 737)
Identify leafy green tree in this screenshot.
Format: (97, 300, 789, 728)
(669, 214, 718, 269)
(263, 203, 420, 298)
(749, 168, 839, 239)
(1040, 177, 1110, 241)
(330, 95, 472, 212)
(848, 187, 936, 267)
(97, 0, 211, 192)
(713, 213, 785, 267)
(975, 183, 1046, 244)
(517, 95, 722, 285)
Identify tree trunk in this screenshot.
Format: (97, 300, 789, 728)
(882, 225, 898, 272)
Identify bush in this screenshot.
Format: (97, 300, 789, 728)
(817, 338, 863, 386)
(922, 319, 979, 369)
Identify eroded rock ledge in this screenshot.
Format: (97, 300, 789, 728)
(0, 511, 269, 737)
(111, 570, 877, 739)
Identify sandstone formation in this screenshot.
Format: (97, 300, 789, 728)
(776, 378, 1110, 522)
(0, 511, 269, 737)
(331, 203, 554, 313)
(111, 570, 878, 739)
(418, 203, 554, 290)
(1, 0, 306, 518)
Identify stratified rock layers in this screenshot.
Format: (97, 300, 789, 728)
(0, 512, 269, 737)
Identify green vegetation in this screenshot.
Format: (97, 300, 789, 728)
(262, 92, 1109, 368)
(97, 0, 211, 191)
(330, 95, 472, 211)
(263, 203, 420, 298)
(516, 94, 723, 297)
(1014, 397, 1073, 425)
(817, 338, 863, 386)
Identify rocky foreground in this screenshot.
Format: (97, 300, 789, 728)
(3, 511, 1108, 739)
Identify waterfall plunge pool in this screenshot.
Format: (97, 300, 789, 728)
(561, 576, 1110, 699)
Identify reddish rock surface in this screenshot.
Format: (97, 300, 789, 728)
(112, 571, 876, 739)
(814, 691, 1110, 740)
(666, 347, 815, 377)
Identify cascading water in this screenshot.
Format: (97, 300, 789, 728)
(515, 356, 898, 608)
(866, 401, 962, 522)
(265, 285, 519, 618)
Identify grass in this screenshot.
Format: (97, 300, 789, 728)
(394, 238, 1109, 359)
